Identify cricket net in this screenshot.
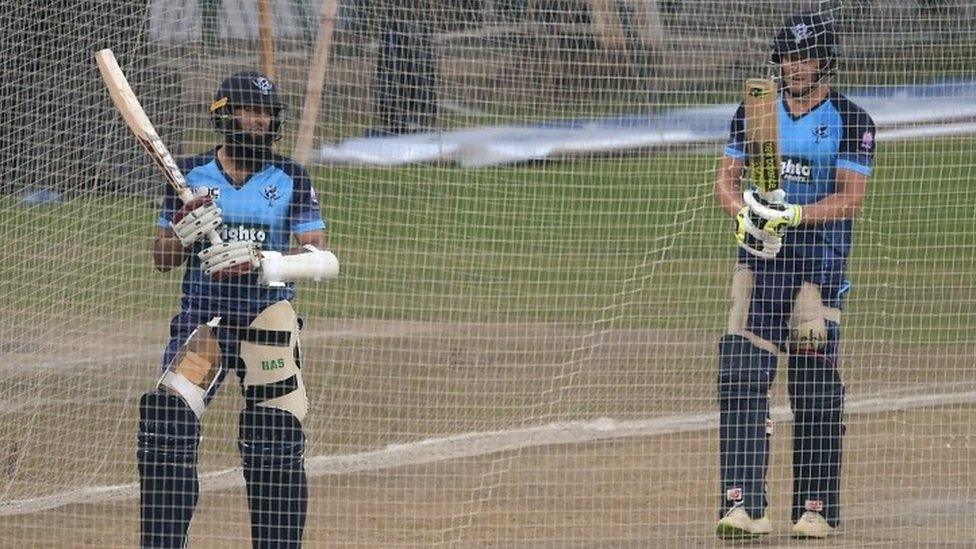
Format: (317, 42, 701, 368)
(1, 1, 975, 546)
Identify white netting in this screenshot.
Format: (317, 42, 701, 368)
(1, 0, 974, 546)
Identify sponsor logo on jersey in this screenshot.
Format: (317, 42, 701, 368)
(780, 157, 812, 182)
(860, 130, 874, 151)
(218, 224, 268, 244)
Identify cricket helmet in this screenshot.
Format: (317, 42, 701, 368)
(771, 12, 839, 77)
(210, 71, 284, 145)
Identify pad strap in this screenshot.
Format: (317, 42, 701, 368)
(160, 371, 207, 417)
(232, 327, 292, 347)
(245, 374, 300, 408)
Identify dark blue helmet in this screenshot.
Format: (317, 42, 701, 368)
(771, 12, 839, 77)
(210, 71, 284, 144)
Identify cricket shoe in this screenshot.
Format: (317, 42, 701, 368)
(715, 507, 772, 540)
(792, 511, 833, 539)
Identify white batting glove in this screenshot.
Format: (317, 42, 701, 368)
(198, 240, 261, 280)
(743, 189, 802, 236)
(171, 196, 222, 248)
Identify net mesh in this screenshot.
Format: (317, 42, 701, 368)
(1, 0, 975, 546)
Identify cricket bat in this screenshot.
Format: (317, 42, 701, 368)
(257, 0, 276, 79)
(744, 78, 782, 197)
(95, 48, 220, 246)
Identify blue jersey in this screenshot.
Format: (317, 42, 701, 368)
(725, 90, 876, 263)
(157, 149, 326, 321)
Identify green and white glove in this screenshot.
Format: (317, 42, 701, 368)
(735, 205, 783, 259)
(743, 188, 802, 237)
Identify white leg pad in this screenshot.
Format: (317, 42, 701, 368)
(240, 301, 308, 422)
(158, 323, 222, 418)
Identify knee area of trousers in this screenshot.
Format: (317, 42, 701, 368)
(718, 334, 776, 398)
(138, 391, 200, 459)
(788, 354, 844, 405)
(238, 406, 305, 470)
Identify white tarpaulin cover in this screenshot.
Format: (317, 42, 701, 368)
(316, 81, 976, 167)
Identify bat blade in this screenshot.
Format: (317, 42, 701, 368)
(95, 48, 220, 245)
(95, 49, 193, 203)
(744, 78, 782, 195)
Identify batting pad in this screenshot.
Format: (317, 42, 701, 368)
(240, 300, 308, 422)
(158, 320, 222, 417)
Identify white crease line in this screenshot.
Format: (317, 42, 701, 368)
(2, 389, 975, 516)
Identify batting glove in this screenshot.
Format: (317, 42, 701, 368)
(735, 205, 783, 259)
(743, 188, 802, 237)
(171, 196, 222, 247)
(198, 240, 262, 280)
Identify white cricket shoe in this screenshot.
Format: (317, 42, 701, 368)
(792, 510, 834, 539)
(715, 507, 772, 540)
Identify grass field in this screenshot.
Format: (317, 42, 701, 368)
(3, 138, 974, 332)
(0, 138, 974, 546)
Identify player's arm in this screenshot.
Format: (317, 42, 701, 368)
(793, 105, 874, 224)
(795, 168, 867, 223)
(153, 227, 189, 272)
(716, 102, 749, 217)
(715, 155, 747, 217)
(154, 192, 223, 272)
(290, 229, 327, 255)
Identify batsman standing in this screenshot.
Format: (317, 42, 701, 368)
(138, 72, 337, 547)
(713, 13, 875, 540)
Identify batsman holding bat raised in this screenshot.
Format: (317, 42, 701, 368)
(138, 72, 337, 547)
(713, 12, 875, 540)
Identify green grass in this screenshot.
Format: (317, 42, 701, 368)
(2, 138, 974, 344)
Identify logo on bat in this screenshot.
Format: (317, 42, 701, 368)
(749, 86, 771, 98)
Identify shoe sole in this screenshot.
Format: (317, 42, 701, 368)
(792, 530, 830, 540)
(716, 522, 769, 541)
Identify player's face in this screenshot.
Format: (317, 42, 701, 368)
(781, 54, 822, 96)
(233, 105, 273, 134)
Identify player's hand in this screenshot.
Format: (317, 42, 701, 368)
(735, 205, 783, 259)
(743, 189, 802, 236)
(171, 196, 222, 248)
(198, 240, 261, 280)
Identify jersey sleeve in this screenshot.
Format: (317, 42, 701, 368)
(838, 104, 876, 176)
(724, 102, 747, 160)
(288, 164, 327, 235)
